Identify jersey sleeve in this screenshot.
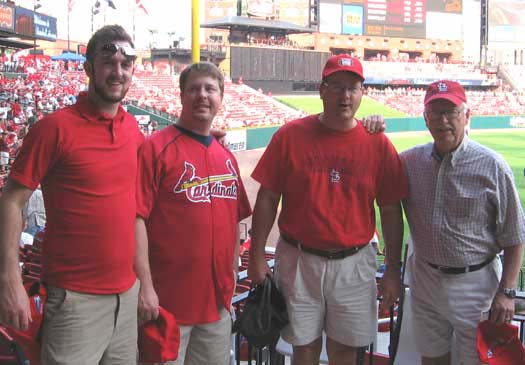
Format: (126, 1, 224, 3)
(9, 116, 61, 190)
(376, 135, 409, 207)
(136, 138, 161, 219)
(250, 129, 287, 193)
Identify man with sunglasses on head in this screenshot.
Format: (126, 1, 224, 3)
(400, 80, 525, 365)
(0, 25, 143, 364)
(248, 54, 408, 365)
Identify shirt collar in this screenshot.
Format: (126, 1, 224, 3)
(75, 92, 125, 123)
(430, 135, 470, 166)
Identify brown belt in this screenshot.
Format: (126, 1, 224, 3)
(280, 232, 369, 260)
(427, 256, 495, 275)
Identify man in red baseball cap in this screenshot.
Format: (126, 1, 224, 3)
(248, 54, 407, 364)
(400, 80, 525, 365)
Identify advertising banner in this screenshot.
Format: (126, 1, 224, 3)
(15, 7, 34, 37)
(225, 129, 247, 152)
(342, 5, 364, 35)
(34, 13, 57, 41)
(0, 3, 15, 32)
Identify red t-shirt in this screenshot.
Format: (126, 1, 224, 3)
(136, 126, 252, 325)
(10, 93, 144, 294)
(252, 114, 408, 250)
(11, 102, 21, 117)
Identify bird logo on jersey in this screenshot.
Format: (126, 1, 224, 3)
(173, 159, 239, 203)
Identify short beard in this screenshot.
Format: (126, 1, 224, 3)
(91, 73, 128, 104)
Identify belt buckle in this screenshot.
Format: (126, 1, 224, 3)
(436, 265, 448, 272)
(325, 249, 344, 260)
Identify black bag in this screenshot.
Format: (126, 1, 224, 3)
(234, 275, 288, 348)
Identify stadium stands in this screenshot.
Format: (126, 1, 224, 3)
(126, 71, 305, 129)
(501, 64, 525, 91)
(365, 86, 525, 116)
(363, 60, 499, 86)
(0, 56, 523, 152)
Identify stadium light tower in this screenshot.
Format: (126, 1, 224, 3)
(192, 0, 200, 63)
(33, 0, 42, 66)
(91, 0, 101, 34)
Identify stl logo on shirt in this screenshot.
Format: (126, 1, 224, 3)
(330, 168, 341, 183)
(173, 159, 239, 203)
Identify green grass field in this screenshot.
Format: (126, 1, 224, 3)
(275, 94, 525, 268)
(390, 131, 525, 208)
(387, 130, 525, 261)
(276, 95, 407, 118)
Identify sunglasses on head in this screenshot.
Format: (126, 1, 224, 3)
(99, 43, 137, 61)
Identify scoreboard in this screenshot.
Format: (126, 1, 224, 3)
(323, 0, 462, 39)
(365, 0, 426, 37)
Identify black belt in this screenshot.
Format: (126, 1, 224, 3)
(280, 232, 368, 260)
(427, 256, 495, 275)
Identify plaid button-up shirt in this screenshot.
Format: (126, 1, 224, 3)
(401, 136, 525, 267)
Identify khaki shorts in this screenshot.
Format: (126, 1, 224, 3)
(41, 280, 139, 365)
(274, 238, 378, 347)
(149, 307, 232, 365)
(411, 255, 502, 364)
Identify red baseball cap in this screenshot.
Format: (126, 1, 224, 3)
(322, 54, 364, 81)
(138, 306, 180, 363)
(424, 80, 467, 106)
(477, 320, 525, 365)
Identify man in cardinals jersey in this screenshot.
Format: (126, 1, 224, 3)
(248, 54, 408, 365)
(0, 25, 142, 364)
(135, 62, 252, 364)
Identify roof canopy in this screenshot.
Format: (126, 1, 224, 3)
(201, 16, 315, 35)
(0, 37, 34, 49)
(51, 52, 86, 62)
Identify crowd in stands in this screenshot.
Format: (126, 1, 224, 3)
(127, 67, 305, 130)
(0, 55, 524, 188)
(366, 52, 465, 64)
(501, 64, 525, 91)
(0, 56, 87, 189)
(223, 33, 305, 50)
(365, 86, 525, 116)
(363, 60, 498, 84)
(0, 56, 306, 187)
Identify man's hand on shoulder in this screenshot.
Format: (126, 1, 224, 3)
(362, 115, 386, 134)
(211, 128, 226, 146)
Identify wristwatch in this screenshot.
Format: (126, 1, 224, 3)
(501, 288, 517, 299)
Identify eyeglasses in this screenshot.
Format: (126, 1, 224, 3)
(322, 82, 362, 94)
(99, 43, 137, 61)
(425, 109, 463, 120)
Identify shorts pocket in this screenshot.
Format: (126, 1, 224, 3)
(44, 286, 69, 323)
(356, 245, 378, 283)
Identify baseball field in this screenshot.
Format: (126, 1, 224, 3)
(245, 95, 525, 270)
(276, 94, 407, 118)
(276, 94, 525, 207)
